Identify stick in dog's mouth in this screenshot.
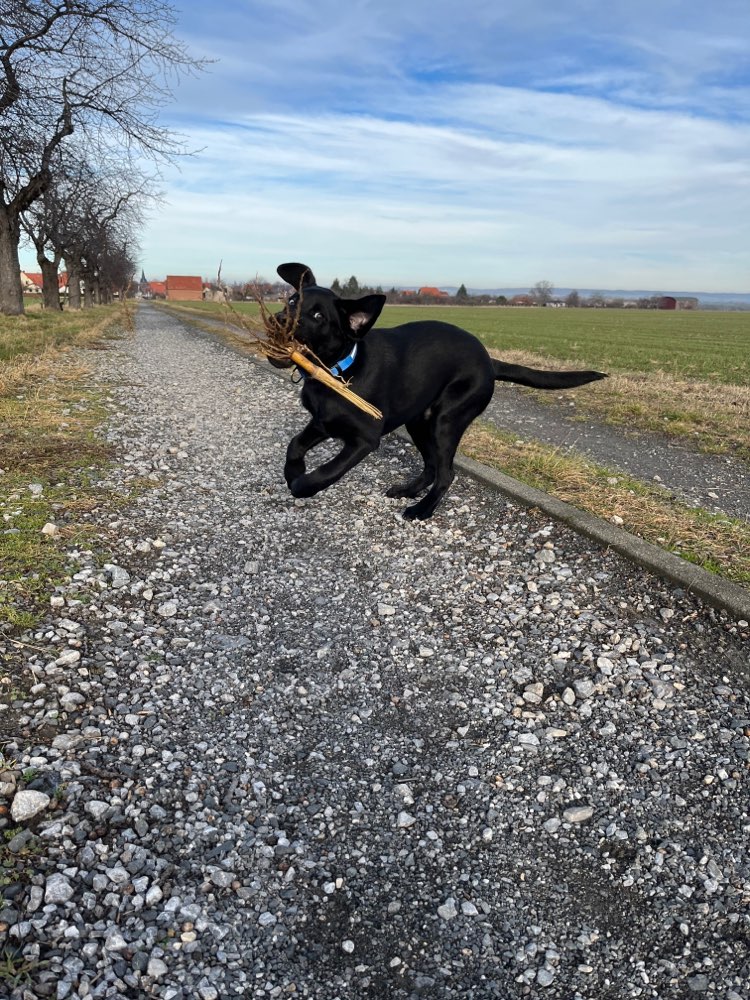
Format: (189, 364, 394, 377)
(218, 277, 383, 420)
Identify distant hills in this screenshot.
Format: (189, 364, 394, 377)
(453, 287, 750, 309)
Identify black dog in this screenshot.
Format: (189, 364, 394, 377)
(269, 262, 606, 520)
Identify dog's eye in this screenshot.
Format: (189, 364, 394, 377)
(313, 311, 323, 321)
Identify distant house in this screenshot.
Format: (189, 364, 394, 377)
(510, 294, 535, 306)
(165, 275, 203, 301)
(659, 296, 677, 310)
(418, 286, 450, 298)
(20, 271, 68, 295)
(149, 281, 167, 299)
(21, 271, 43, 293)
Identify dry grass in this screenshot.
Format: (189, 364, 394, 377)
(462, 422, 750, 584)
(0, 305, 129, 630)
(489, 347, 750, 459)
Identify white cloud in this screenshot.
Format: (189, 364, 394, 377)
(138, 79, 750, 290)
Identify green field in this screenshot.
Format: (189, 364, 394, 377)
(174, 301, 750, 385)
(384, 306, 750, 384)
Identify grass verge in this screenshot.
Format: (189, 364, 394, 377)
(462, 421, 750, 585)
(487, 348, 750, 461)
(0, 304, 130, 632)
(0, 946, 46, 990)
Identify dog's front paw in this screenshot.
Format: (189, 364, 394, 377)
(284, 461, 305, 487)
(289, 475, 318, 499)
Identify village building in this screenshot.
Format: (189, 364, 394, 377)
(165, 275, 203, 301)
(20, 271, 68, 296)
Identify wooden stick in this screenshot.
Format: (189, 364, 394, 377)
(290, 351, 383, 420)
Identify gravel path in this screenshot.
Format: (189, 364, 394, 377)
(485, 387, 750, 523)
(1, 304, 749, 1000)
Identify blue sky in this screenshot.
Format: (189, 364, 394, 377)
(42, 0, 750, 291)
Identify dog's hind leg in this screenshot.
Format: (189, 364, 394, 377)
(402, 384, 491, 520)
(386, 416, 435, 499)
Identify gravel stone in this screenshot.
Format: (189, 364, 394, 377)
(147, 958, 168, 978)
(10, 789, 51, 822)
(397, 811, 417, 828)
(563, 806, 595, 823)
(44, 874, 74, 904)
(437, 898, 459, 921)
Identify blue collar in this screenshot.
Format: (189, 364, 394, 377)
(295, 343, 358, 382)
(329, 343, 358, 377)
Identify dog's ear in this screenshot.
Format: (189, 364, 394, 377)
(335, 294, 386, 339)
(277, 262, 317, 291)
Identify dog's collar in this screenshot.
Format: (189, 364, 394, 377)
(329, 343, 358, 377)
(295, 343, 358, 382)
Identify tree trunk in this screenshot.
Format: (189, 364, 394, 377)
(0, 203, 24, 315)
(39, 255, 62, 311)
(83, 275, 94, 308)
(65, 258, 82, 310)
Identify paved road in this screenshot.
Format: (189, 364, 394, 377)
(2, 305, 748, 1000)
(485, 384, 749, 523)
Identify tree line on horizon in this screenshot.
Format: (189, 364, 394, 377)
(215, 275, 692, 309)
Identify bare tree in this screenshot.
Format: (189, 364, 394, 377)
(529, 280, 554, 306)
(21, 148, 89, 309)
(21, 147, 156, 308)
(20, 177, 67, 310)
(74, 173, 151, 307)
(0, 0, 203, 315)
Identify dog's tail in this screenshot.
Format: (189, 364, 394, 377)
(493, 360, 607, 390)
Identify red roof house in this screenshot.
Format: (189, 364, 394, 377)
(21, 272, 44, 293)
(165, 275, 203, 301)
(21, 271, 68, 294)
